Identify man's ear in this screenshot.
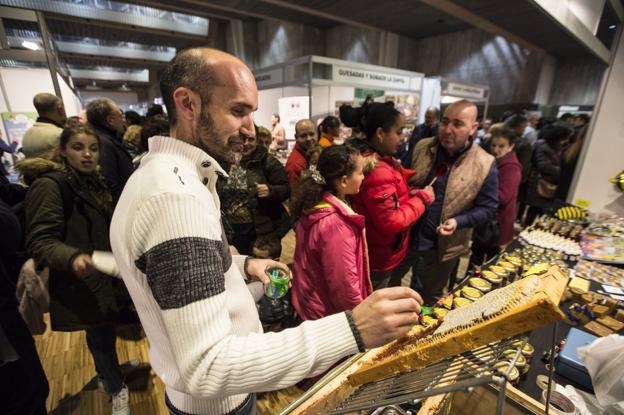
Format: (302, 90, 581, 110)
(470, 121, 480, 137)
(173, 87, 199, 122)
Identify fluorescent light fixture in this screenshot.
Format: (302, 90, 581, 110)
(609, 24, 616, 30)
(21, 40, 40, 50)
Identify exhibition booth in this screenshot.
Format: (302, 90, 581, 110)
(253, 55, 425, 146)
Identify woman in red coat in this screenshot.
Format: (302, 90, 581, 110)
(291, 145, 371, 320)
(470, 128, 522, 266)
(349, 103, 434, 289)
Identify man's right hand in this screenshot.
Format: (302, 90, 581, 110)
(422, 185, 435, 203)
(72, 253, 96, 279)
(351, 287, 423, 349)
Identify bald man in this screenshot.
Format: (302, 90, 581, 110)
(284, 118, 317, 189)
(110, 48, 423, 415)
(22, 93, 66, 158)
(390, 100, 499, 303)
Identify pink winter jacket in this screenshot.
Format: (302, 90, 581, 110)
(292, 193, 372, 321)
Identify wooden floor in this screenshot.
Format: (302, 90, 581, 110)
(36, 231, 303, 415)
(35, 229, 468, 414)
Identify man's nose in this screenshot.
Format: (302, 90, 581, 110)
(241, 114, 254, 132)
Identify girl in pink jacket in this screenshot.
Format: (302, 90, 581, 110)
(291, 145, 371, 321)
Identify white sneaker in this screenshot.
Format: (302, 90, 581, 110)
(112, 385, 130, 415)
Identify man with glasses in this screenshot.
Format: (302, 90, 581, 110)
(284, 119, 317, 190)
(86, 98, 132, 205)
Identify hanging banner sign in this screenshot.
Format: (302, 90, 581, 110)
(332, 65, 420, 91)
(254, 68, 283, 89)
(445, 82, 486, 99)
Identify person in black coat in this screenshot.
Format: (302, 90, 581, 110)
(218, 132, 291, 259)
(525, 125, 573, 225)
(0, 193, 49, 415)
(20, 125, 130, 412)
(400, 106, 439, 168)
(86, 98, 133, 205)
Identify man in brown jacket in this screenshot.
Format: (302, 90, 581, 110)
(390, 100, 499, 304)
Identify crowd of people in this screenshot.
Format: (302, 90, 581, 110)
(0, 47, 591, 415)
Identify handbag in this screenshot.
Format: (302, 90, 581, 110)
(537, 177, 557, 199)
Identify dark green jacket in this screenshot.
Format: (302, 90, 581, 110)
(24, 168, 117, 331)
(219, 146, 291, 242)
(240, 146, 291, 240)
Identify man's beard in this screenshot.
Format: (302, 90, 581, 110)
(195, 109, 242, 165)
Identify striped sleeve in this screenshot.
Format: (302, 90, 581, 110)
(131, 192, 358, 398)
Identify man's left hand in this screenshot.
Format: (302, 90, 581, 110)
(437, 218, 458, 236)
(256, 183, 270, 198)
(245, 258, 291, 284)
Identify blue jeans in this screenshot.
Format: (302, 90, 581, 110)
(167, 394, 256, 415)
(85, 324, 124, 395)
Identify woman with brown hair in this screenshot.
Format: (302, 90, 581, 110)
(19, 125, 129, 415)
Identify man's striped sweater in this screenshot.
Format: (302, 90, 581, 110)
(110, 136, 358, 414)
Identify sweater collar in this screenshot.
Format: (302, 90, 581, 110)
(147, 136, 227, 178)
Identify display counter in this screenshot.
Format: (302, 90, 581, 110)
(277, 213, 624, 415)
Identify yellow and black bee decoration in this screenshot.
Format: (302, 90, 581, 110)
(555, 205, 588, 221)
(609, 170, 624, 192)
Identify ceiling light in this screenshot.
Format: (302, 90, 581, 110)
(21, 40, 40, 50)
(609, 24, 617, 30)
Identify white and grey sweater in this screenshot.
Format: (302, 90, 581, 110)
(110, 136, 358, 415)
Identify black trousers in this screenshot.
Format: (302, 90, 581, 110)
(469, 241, 500, 270)
(85, 324, 124, 395)
(390, 247, 459, 305)
(0, 307, 49, 415)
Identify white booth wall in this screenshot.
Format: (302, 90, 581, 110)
(0, 67, 56, 145)
(0, 68, 55, 114)
(418, 78, 442, 124)
(256, 86, 308, 132)
(570, 28, 624, 215)
(57, 73, 82, 117)
(0, 67, 83, 178)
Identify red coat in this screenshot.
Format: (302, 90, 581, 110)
(284, 144, 308, 189)
(350, 151, 432, 272)
(292, 194, 371, 320)
(496, 152, 522, 245)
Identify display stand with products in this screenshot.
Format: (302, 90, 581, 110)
(278, 212, 624, 415)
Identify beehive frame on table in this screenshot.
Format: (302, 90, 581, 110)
(285, 266, 567, 414)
